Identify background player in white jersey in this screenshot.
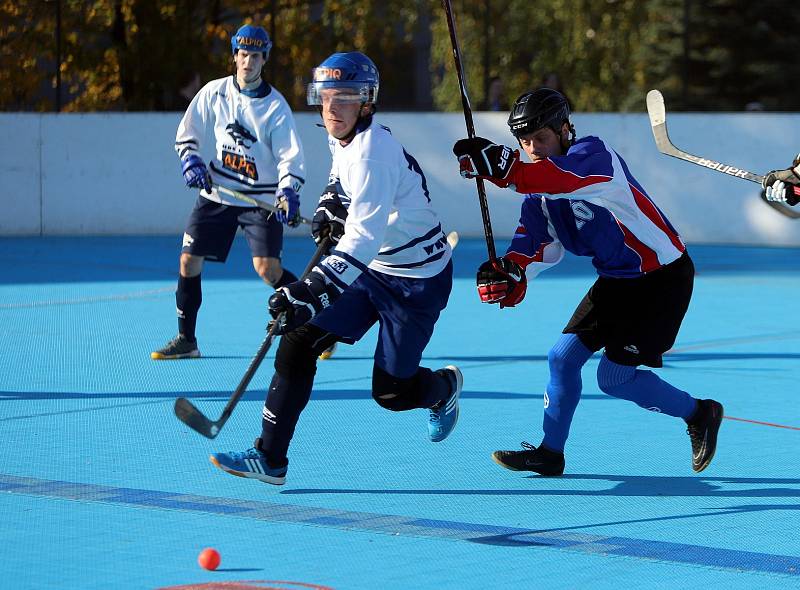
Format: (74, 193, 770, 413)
(151, 24, 305, 360)
(762, 153, 800, 205)
(452, 88, 723, 476)
(209, 52, 462, 485)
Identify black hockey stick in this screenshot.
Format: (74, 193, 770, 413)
(646, 89, 800, 220)
(174, 236, 331, 438)
(442, 0, 498, 261)
(207, 183, 312, 226)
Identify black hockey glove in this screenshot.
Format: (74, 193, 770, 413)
(312, 183, 349, 250)
(476, 257, 527, 308)
(453, 137, 520, 188)
(762, 153, 800, 206)
(268, 269, 340, 334)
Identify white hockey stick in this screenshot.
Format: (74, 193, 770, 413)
(205, 183, 312, 226)
(646, 89, 800, 219)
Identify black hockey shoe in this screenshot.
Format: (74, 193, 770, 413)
(686, 399, 724, 472)
(492, 442, 565, 476)
(150, 334, 200, 360)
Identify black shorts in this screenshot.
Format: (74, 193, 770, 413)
(563, 251, 694, 368)
(181, 196, 283, 263)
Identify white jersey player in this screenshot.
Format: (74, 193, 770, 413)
(151, 24, 305, 361)
(209, 52, 462, 486)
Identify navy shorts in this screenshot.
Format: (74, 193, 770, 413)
(311, 261, 453, 378)
(564, 251, 694, 368)
(181, 195, 283, 263)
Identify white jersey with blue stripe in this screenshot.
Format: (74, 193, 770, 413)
(505, 136, 685, 279)
(316, 120, 452, 288)
(174, 76, 305, 206)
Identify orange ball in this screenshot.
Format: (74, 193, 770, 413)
(198, 547, 221, 571)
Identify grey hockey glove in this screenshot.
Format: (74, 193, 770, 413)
(453, 137, 520, 188)
(762, 153, 800, 206)
(312, 184, 348, 250)
(268, 269, 340, 334)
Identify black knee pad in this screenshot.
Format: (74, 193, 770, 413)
(371, 365, 423, 411)
(274, 324, 336, 379)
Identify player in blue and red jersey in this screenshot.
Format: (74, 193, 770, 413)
(453, 88, 723, 476)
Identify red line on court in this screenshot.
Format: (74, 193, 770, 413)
(724, 415, 800, 431)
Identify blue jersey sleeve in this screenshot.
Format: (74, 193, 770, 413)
(505, 195, 564, 275)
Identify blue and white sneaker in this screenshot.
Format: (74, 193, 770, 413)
(210, 440, 287, 485)
(428, 365, 463, 442)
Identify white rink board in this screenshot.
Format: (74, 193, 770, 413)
(1, 110, 798, 245)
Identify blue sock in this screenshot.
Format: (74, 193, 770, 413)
(596, 354, 697, 419)
(542, 334, 594, 452)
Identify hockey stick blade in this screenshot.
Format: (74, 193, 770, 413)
(172, 236, 332, 439)
(646, 90, 800, 219)
(174, 397, 222, 439)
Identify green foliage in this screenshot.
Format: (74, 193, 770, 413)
(1, 0, 798, 112)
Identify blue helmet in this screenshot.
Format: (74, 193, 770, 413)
(307, 52, 380, 106)
(231, 25, 271, 59)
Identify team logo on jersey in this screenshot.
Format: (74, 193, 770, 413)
(226, 120, 258, 148)
(222, 149, 259, 180)
(571, 201, 594, 229)
(423, 234, 448, 255)
(326, 257, 349, 274)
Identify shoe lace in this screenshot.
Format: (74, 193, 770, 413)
(232, 447, 264, 461)
(686, 423, 702, 449)
(520, 441, 536, 451)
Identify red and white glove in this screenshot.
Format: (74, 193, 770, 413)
(476, 257, 527, 308)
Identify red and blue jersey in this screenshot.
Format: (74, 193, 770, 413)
(505, 136, 685, 279)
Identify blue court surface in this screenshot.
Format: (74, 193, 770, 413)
(2, 235, 800, 590)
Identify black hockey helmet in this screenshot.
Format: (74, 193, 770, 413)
(507, 88, 573, 140)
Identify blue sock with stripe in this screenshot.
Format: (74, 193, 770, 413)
(596, 354, 697, 419)
(542, 333, 594, 452)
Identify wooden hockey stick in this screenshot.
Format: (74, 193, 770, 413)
(442, 0, 498, 260)
(174, 236, 331, 438)
(206, 183, 312, 226)
(646, 89, 800, 219)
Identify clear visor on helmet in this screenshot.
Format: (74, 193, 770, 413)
(307, 80, 377, 106)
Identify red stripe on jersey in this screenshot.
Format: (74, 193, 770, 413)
(629, 184, 685, 252)
(510, 159, 611, 194)
(615, 219, 660, 273)
(507, 245, 547, 268)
